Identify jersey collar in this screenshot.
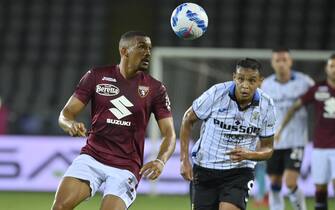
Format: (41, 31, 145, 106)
(228, 82, 260, 111)
(275, 71, 296, 82)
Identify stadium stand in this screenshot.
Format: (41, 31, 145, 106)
(0, 0, 107, 134)
(0, 0, 334, 134)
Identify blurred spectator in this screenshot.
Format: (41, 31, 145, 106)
(18, 113, 44, 134)
(276, 53, 335, 210)
(262, 48, 312, 210)
(0, 97, 9, 134)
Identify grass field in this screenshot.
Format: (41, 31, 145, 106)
(1, 191, 334, 210)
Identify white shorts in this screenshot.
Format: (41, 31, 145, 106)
(311, 148, 335, 184)
(63, 154, 138, 208)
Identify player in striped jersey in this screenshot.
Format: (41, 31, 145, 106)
(276, 54, 335, 210)
(180, 58, 276, 210)
(262, 48, 314, 210)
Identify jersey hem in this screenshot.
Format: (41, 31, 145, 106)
(259, 134, 274, 139)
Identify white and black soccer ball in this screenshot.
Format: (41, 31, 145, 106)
(170, 3, 208, 40)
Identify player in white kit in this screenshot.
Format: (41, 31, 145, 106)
(261, 48, 314, 210)
(180, 58, 276, 210)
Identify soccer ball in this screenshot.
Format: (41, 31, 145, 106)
(170, 3, 208, 40)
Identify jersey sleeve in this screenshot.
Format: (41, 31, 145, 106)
(152, 84, 172, 120)
(300, 85, 316, 105)
(305, 75, 315, 87)
(73, 70, 95, 104)
(192, 85, 217, 120)
(260, 79, 269, 92)
(260, 99, 277, 138)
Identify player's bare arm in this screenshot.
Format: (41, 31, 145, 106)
(59, 96, 87, 137)
(275, 99, 303, 142)
(179, 106, 199, 181)
(140, 117, 176, 180)
(227, 136, 274, 162)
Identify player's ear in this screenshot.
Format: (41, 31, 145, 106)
(325, 62, 329, 73)
(288, 55, 293, 66)
(258, 76, 264, 87)
(120, 47, 129, 57)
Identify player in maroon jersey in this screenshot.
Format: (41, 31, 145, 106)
(276, 53, 335, 210)
(52, 31, 176, 210)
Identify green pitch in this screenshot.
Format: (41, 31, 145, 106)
(0, 191, 334, 210)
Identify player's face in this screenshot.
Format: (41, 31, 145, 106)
(326, 58, 335, 81)
(271, 52, 292, 76)
(127, 36, 152, 71)
(233, 67, 261, 102)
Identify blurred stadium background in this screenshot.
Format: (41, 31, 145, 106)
(0, 0, 335, 209)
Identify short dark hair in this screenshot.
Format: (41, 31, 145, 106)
(272, 47, 290, 53)
(329, 53, 335, 60)
(236, 58, 262, 72)
(119, 31, 148, 48)
(120, 31, 148, 41)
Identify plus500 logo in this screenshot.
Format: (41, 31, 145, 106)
(213, 119, 260, 135)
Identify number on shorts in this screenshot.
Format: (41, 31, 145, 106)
(290, 148, 304, 161)
(245, 180, 254, 202)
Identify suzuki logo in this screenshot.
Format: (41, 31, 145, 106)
(109, 96, 134, 119)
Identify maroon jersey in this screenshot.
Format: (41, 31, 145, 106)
(73, 65, 172, 181)
(300, 81, 335, 148)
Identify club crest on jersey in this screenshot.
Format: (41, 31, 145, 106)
(324, 97, 335, 118)
(252, 112, 260, 121)
(138, 85, 149, 98)
(315, 87, 330, 101)
(96, 84, 119, 96)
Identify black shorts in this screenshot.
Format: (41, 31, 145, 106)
(192, 164, 254, 210)
(266, 147, 304, 175)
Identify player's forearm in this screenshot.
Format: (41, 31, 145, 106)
(180, 107, 198, 161)
(156, 133, 176, 163)
(179, 121, 193, 161)
(277, 109, 296, 134)
(245, 135, 274, 161)
(58, 108, 76, 132)
(248, 148, 273, 161)
(278, 100, 302, 134)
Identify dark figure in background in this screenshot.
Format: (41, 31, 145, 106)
(276, 54, 335, 210)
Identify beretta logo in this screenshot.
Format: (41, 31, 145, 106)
(96, 84, 119, 96)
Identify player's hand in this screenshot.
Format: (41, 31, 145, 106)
(139, 159, 165, 180)
(180, 158, 193, 181)
(68, 122, 87, 137)
(226, 146, 251, 162)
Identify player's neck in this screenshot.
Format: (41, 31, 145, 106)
(327, 78, 335, 89)
(118, 61, 138, 79)
(235, 95, 252, 109)
(275, 73, 291, 83)
(237, 100, 252, 109)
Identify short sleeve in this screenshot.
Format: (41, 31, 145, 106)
(152, 84, 172, 120)
(305, 75, 315, 87)
(300, 85, 316, 105)
(73, 70, 95, 104)
(260, 99, 277, 138)
(192, 85, 217, 120)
